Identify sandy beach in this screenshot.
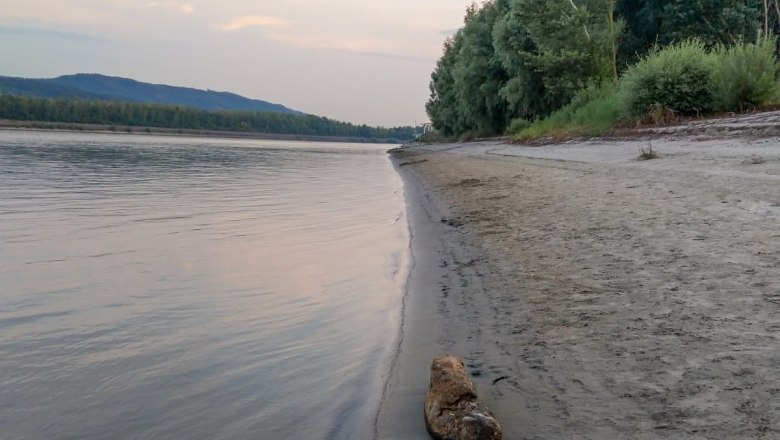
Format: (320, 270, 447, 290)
(377, 134, 780, 439)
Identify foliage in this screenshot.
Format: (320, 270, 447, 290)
(617, 0, 764, 65)
(514, 82, 622, 139)
(510, 0, 622, 99)
(451, 0, 510, 137)
(519, 35, 780, 139)
(711, 38, 780, 112)
(426, 0, 775, 139)
(660, 0, 763, 47)
(0, 95, 416, 141)
(505, 117, 531, 135)
(426, 35, 464, 136)
(492, 8, 547, 120)
(427, 0, 623, 137)
(426, 1, 512, 137)
(619, 39, 714, 118)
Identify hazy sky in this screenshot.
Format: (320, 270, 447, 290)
(0, 0, 473, 126)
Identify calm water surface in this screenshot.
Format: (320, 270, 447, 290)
(0, 131, 409, 439)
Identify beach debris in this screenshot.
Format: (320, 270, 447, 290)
(441, 217, 464, 227)
(742, 155, 766, 165)
(491, 376, 510, 385)
(399, 159, 429, 167)
(424, 355, 503, 440)
(453, 178, 483, 187)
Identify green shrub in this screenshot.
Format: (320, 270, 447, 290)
(506, 118, 531, 135)
(620, 40, 714, 119)
(711, 38, 780, 112)
(516, 82, 621, 140)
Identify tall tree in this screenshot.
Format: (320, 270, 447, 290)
(502, 0, 622, 111)
(451, 0, 511, 136)
(618, 0, 763, 64)
(426, 34, 465, 135)
(661, 0, 762, 45)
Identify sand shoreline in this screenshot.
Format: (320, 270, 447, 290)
(377, 136, 780, 439)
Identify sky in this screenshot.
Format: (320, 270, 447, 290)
(0, 0, 474, 127)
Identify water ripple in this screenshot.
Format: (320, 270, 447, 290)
(0, 131, 408, 440)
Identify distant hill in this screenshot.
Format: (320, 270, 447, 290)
(0, 74, 302, 115)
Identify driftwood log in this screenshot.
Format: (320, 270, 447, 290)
(424, 356, 502, 440)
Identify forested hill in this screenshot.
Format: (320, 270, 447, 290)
(0, 74, 301, 114)
(0, 95, 416, 142)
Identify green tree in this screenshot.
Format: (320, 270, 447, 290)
(661, 0, 762, 45)
(450, 0, 510, 136)
(618, 0, 763, 64)
(426, 34, 465, 135)
(492, 11, 548, 120)
(0, 96, 416, 141)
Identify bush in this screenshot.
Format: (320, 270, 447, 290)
(506, 118, 531, 135)
(620, 40, 714, 119)
(511, 39, 780, 142)
(516, 82, 621, 140)
(711, 38, 780, 112)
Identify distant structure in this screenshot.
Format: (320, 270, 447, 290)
(417, 122, 435, 137)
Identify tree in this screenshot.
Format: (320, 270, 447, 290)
(618, 0, 763, 64)
(427, 35, 465, 135)
(450, 0, 510, 136)
(661, 0, 762, 46)
(496, 0, 622, 115)
(0, 96, 416, 141)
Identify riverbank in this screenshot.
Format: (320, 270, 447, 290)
(378, 136, 780, 439)
(0, 120, 406, 144)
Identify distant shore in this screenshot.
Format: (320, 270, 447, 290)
(0, 119, 407, 144)
(377, 134, 780, 439)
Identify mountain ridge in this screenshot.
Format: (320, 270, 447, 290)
(0, 73, 303, 115)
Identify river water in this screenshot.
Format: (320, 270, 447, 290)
(0, 131, 409, 439)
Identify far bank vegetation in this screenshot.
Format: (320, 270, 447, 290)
(426, 0, 780, 141)
(0, 96, 416, 142)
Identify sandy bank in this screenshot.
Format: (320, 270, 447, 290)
(377, 136, 780, 439)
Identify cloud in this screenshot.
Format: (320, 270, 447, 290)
(268, 32, 389, 53)
(267, 32, 429, 63)
(215, 15, 291, 32)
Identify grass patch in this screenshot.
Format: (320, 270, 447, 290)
(513, 82, 622, 141)
(505, 118, 531, 135)
(637, 144, 659, 160)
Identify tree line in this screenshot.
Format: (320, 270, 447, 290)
(427, 0, 773, 137)
(0, 95, 416, 141)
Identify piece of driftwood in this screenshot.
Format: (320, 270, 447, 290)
(424, 356, 502, 440)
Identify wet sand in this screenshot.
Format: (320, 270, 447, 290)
(377, 136, 780, 439)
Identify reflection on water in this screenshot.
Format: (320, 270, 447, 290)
(0, 131, 409, 439)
